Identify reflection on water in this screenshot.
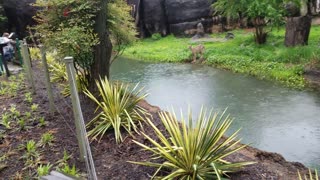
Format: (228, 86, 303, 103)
(111, 58, 320, 167)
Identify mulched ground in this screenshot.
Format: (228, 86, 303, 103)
(0, 60, 317, 179)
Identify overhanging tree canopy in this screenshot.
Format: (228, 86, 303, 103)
(213, 0, 299, 44)
(33, 0, 136, 91)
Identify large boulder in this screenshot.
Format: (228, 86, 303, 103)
(3, 0, 36, 38)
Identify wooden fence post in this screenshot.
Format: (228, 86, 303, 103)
(39, 45, 55, 113)
(20, 43, 36, 94)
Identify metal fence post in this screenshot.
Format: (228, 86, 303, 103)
(64, 57, 85, 161)
(20, 43, 36, 94)
(0, 55, 3, 75)
(39, 45, 55, 113)
(64, 57, 97, 180)
(15, 39, 23, 65)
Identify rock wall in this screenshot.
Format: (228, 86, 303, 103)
(2, 0, 320, 38)
(3, 0, 36, 38)
(132, 0, 320, 37)
(131, 0, 216, 37)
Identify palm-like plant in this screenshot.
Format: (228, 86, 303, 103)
(132, 108, 254, 179)
(84, 77, 148, 143)
(298, 169, 319, 180)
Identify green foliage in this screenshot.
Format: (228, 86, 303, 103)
(1, 113, 11, 129)
(132, 108, 254, 179)
(213, 0, 248, 19)
(107, 0, 137, 58)
(34, 0, 136, 89)
(123, 26, 320, 88)
(56, 150, 72, 167)
(0, 3, 7, 31)
(25, 140, 38, 156)
(0, 75, 25, 97)
(213, 0, 298, 44)
(18, 118, 26, 130)
(247, 0, 285, 24)
(9, 104, 21, 120)
(58, 164, 79, 177)
(25, 112, 32, 120)
(298, 169, 319, 180)
(34, 0, 99, 85)
(39, 116, 47, 127)
(42, 50, 85, 96)
(37, 163, 53, 177)
(20, 140, 41, 167)
(206, 54, 305, 88)
(31, 103, 39, 112)
(151, 33, 162, 41)
(123, 35, 191, 62)
(29, 47, 41, 61)
(39, 132, 55, 147)
(24, 92, 33, 104)
(84, 77, 148, 143)
(48, 59, 68, 83)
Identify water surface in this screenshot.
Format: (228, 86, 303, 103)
(111, 58, 320, 167)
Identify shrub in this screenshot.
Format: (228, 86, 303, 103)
(132, 108, 254, 179)
(29, 47, 41, 61)
(48, 60, 68, 83)
(84, 77, 148, 143)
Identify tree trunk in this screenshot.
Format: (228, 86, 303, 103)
(253, 17, 267, 44)
(284, 16, 312, 47)
(254, 26, 267, 44)
(89, 0, 113, 92)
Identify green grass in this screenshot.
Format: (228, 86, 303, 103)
(123, 25, 320, 88)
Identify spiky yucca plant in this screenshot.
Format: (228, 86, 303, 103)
(132, 108, 254, 179)
(84, 77, 148, 143)
(298, 169, 319, 180)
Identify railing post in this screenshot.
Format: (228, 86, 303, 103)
(20, 43, 36, 94)
(39, 45, 55, 113)
(0, 55, 3, 75)
(0, 44, 10, 77)
(64, 57, 97, 180)
(64, 57, 85, 161)
(15, 39, 23, 65)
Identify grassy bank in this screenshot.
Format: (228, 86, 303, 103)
(123, 25, 320, 88)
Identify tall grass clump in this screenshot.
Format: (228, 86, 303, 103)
(84, 77, 148, 143)
(132, 108, 254, 179)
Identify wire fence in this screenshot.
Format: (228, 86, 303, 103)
(20, 44, 97, 179)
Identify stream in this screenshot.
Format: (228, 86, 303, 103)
(111, 57, 320, 168)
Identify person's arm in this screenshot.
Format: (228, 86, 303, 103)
(9, 39, 16, 44)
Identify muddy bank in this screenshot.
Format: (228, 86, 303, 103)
(305, 68, 320, 90)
